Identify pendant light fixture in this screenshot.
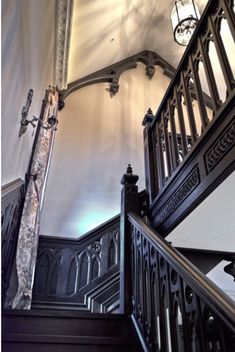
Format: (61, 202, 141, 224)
(171, 0, 200, 46)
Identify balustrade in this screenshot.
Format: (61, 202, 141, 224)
(144, 0, 235, 201)
(128, 212, 235, 352)
(32, 216, 120, 312)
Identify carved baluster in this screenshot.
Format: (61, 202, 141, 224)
(198, 37, 221, 112)
(189, 55, 210, 131)
(174, 87, 188, 158)
(209, 16, 234, 95)
(120, 165, 140, 314)
(181, 71, 198, 144)
(162, 111, 173, 178)
(168, 100, 180, 170)
(155, 120, 165, 189)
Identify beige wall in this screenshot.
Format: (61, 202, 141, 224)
(1, 0, 55, 185)
(40, 64, 171, 237)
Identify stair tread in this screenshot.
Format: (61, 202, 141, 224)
(2, 309, 128, 320)
(3, 333, 138, 346)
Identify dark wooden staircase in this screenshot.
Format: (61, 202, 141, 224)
(2, 1, 235, 351)
(2, 309, 142, 352)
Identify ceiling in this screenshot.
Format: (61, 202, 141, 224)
(68, 0, 208, 83)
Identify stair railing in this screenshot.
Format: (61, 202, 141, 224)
(145, 0, 235, 196)
(128, 212, 235, 352)
(31, 215, 120, 312)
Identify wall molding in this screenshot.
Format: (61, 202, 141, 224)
(55, 0, 74, 90)
(61, 50, 175, 101)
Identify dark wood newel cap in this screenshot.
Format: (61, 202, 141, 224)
(121, 164, 139, 185)
(142, 108, 153, 126)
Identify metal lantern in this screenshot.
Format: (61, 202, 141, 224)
(171, 0, 200, 46)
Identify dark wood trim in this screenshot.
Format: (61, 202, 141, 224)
(61, 50, 175, 101)
(128, 212, 235, 333)
(149, 93, 235, 235)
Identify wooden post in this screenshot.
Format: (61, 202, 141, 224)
(119, 164, 139, 314)
(142, 108, 157, 203)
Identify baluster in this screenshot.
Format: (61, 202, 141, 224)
(221, 0, 235, 41)
(209, 16, 234, 94)
(179, 277, 191, 352)
(143, 109, 158, 202)
(181, 72, 198, 144)
(174, 87, 188, 158)
(189, 55, 210, 130)
(162, 111, 173, 178)
(168, 100, 179, 170)
(155, 121, 165, 189)
(198, 37, 221, 112)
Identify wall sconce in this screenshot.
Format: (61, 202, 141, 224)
(171, 0, 200, 46)
(19, 115, 58, 137)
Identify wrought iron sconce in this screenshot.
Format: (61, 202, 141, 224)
(19, 115, 58, 137)
(19, 89, 58, 137)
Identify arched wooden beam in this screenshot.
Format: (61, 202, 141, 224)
(60, 50, 175, 102)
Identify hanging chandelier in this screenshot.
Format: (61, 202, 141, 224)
(171, 0, 200, 46)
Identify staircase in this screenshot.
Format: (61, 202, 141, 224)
(2, 0, 235, 351)
(2, 309, 141, 352)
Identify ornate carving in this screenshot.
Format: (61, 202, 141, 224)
(153, 166, 200, 227)
(61, 50, 175, 100)
(32, 219, 120, 313)
(146, 65, 155, 80)
(121, 164, 139, 185)
(142, 108, 154, 126)
(109, 78, 120, 97)
(129, 214, 235, 352)
(205, 119, 235, 173)
(55, 0, 74, 90)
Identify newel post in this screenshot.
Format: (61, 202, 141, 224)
(142, 108, 157, 204)
(120, 164, 140, 314)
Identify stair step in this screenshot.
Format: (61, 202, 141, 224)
(2, 309, 141, 352)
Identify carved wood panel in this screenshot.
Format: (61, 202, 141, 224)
(129, 214, 235, 352)
(32, 217, 120, 313)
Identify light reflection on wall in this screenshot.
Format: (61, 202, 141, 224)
(74, 207, 119, 235)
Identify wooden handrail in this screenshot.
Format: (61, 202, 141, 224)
(128, 212, 235, 332)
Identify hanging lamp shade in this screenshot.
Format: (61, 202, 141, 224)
(171, 0, 200, 46)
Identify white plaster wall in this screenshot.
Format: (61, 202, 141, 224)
(1, 0, 55, 185)
(40, 64, 171, 237)
(166, 172, 235, 252)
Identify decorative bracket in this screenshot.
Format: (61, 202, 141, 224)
(61, 50, 175, 101)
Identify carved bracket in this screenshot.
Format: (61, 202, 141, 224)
(61, 50, 175, 101)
